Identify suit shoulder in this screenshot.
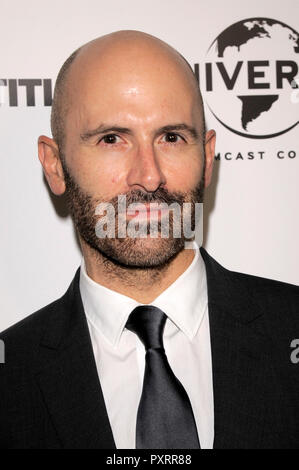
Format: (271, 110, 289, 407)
(231, 268, 299, 301)
(0, 269, 80, 370)
(0, 296, 64, 362)
(201, 246, 299, 301)
(229, 269, 299, 331)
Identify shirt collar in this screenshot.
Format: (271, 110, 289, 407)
(79, 241, 208, 347)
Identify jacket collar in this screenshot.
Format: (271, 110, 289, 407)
(40, 247, 264, 353)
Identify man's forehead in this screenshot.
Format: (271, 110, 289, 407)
(67, 32, 198, 102)
(60, 31, 203, 137)
(75, 81, 199, 134)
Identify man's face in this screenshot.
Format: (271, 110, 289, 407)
(60, 41, 211, 268)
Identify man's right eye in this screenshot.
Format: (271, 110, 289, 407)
(99, 134, 121, 145)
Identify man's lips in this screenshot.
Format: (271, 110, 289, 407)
(124, 203, 170, 219)
(129, 204, 161, 211)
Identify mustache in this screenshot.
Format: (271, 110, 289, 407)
(108, 188, 187, 209)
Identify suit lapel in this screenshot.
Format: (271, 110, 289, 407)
(209, 302, 270, 449)
(36, 269, 116, 449)
(200, 248, 271, 449)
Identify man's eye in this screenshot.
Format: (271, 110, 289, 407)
(163, 133, 184, 143)
(99, 134, 121, 145)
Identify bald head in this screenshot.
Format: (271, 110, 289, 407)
(50, 30, 205, 152)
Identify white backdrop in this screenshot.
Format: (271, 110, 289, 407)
(1, 0, 298, 331)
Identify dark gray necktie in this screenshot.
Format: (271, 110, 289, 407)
(126, 305, 201, 449)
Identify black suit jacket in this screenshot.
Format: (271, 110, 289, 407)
(1, 248, 299, 449)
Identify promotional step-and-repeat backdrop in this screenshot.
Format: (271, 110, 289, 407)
(1, 0, 298, 331)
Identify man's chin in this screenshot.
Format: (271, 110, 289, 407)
(93, 236, 185, 269)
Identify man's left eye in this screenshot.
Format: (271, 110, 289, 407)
(163, 133, 184, 143)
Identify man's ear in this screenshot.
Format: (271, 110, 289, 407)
(38, 135, 66, 195)
(204, 129, 216, 188)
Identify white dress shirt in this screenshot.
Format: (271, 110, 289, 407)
(79, 241, 214, 449)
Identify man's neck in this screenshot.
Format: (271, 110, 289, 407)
(80, 240, 196, 304)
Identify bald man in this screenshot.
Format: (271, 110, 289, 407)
(0, 30, 299, 450)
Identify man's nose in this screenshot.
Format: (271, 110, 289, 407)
(126, 143, 166, 192)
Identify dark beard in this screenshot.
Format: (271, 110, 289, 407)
(60, 156, 205, 269)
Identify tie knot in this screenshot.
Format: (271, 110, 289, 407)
(126, 305, 167, 351)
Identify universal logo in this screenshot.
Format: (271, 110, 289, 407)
(195, 18, 299, 139)
(0, 79, 52, 106)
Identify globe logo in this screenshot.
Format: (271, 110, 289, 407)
(204, 18, 299, 139)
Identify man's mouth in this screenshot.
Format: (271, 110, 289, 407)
(126, 203, 170, 220)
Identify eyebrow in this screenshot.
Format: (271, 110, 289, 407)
(80, 123, 200, 142)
